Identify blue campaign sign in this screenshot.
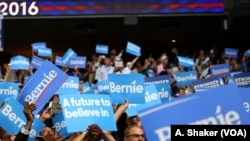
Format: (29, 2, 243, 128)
(245, 49, 250, 57)
(56, 77, 79, 95)
(175, 71, 197, 86)
(126, 84, 162, 117)
(193, 76, 220, 92)
(145, 74, 170, 85)
(55, 56, 65, 67)
(31, 42, 46, 52)
(10, 55, 30, 70)
(62, 48, 77, 65)
(96, 44, 109, 54)
(17, 60, 68, 114)
(138, 84, 250, 141)
(0, 97, 45, 141)
(210, 63, 230, 77)
(234, 72, 250, 87)
(177, 56, 194, 68)
(60, 94, 117, 133)
(224, 48, 238, 59)
(68, 56, 87, 69)
(95, 80, 109, 94)
(31, 55, 45, 69)
(0, 82, 19, 99)
(219, 71, 242, 85)
(126, 41, 141, 56)
(52, 112, 71, 138)
(82, 82, 91, 94)
(154, 83, 171, 103)
(38, 48, 52, 57)
(109, 74, 145, 104)
(238, 87, 250, 114)
(56, 76, 79, 95)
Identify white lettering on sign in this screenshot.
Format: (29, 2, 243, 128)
(176, 73, 197, 82)
(63, 51, 75, 64)
(1, 103, 37, 137)
(24, 70, 57, 103)
(109, 81, 143, 93)
(62, 80, 78, 89)
(54, 120, 66, 132)
(0, 86, 18, 95)
(212, 68, 229, 75)
(70, 60, 85, 65)
(10, 59, 29, 65)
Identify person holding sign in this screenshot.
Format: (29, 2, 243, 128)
(95, 57, 114, 82)
(69, 124, 116, 141)
(13, 102, 37, 141)
(194, 49, 210, 79)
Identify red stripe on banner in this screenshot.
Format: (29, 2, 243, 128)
(38, 3, 224, 11)
(75, 5, 87, 10)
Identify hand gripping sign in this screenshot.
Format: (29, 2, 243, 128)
(0, 97, 45, 141)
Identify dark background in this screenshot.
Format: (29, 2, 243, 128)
(0, 0, 250, 65)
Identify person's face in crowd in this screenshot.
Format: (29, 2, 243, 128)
(104, 58, 111, 66)
(162, 58, 168, 65)
(199, 50, 205, 58)
(40, 127, 55, 139)
(53, 95, 59, 103)
(171, 48, 178, 55)
(92, 54, 98, 62)
(178, 66, 184, 72)
(124, 126, 145, 141)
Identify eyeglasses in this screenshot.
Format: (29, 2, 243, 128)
(126, 134, 145, 138)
